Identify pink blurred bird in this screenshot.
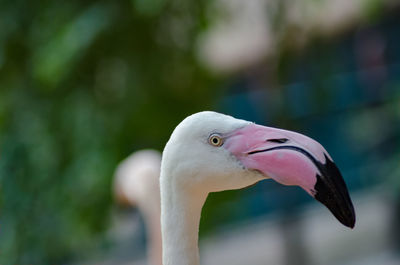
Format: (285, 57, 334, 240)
(114, 149, 162, 265)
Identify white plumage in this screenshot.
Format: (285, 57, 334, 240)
(160, 111, 355, 265)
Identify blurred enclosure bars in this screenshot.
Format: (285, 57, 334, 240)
(0, 0, 400, 265)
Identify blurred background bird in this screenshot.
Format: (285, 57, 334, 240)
(113, 150, 162, 265)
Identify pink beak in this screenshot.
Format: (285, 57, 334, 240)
(224, 123, 356, 228)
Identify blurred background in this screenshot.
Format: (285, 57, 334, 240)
(0, 0, 399, 264)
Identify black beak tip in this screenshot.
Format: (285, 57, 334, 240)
(339, 208, 356, 229)
(314, 184, 356, 229)
(348, 218, 356, 229)
(313, 155, 356, 229)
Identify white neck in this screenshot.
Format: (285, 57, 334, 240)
(160, 179, 208, 265)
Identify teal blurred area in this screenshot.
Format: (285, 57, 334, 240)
(0, 0, 399, 264)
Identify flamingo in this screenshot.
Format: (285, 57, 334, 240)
(113, 149, 162, 265)
(160, 111, 355, 265)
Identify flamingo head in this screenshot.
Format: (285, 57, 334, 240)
(161, 111, 355, 228)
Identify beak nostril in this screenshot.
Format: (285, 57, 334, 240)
(267, 138, 288, 144)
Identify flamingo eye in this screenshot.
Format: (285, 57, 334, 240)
(208, 134, 223, 147)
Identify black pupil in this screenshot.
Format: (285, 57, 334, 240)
(212, 137, 219, 144)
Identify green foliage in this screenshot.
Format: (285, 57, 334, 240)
(0, 0, 216, 263)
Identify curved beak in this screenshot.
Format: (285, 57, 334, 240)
(225, 123, 356, 228)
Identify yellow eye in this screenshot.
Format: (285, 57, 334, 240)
(208, 134, 223, 147)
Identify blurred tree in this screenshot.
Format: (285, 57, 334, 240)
(0, 0, 216, 263)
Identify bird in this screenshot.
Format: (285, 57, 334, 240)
(113, 149, 162, 265)
(159, 111, 356, 265)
